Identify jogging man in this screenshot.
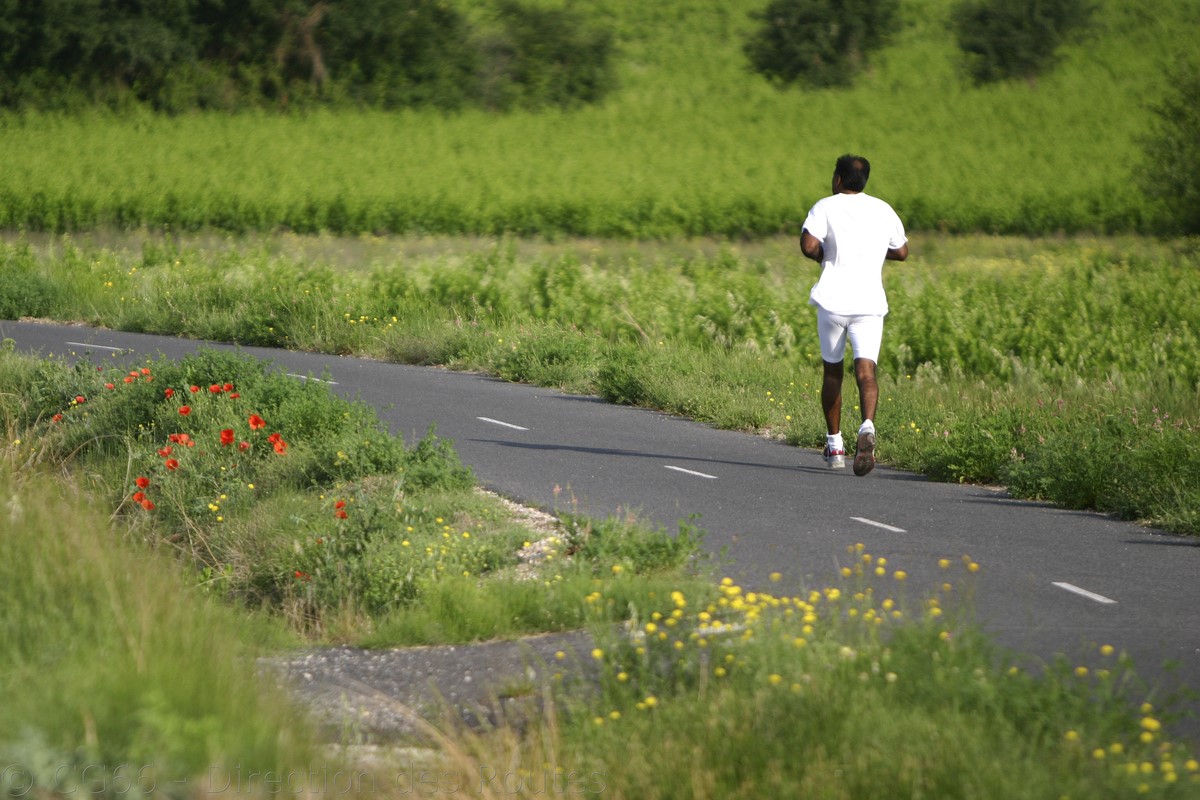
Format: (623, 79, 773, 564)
(800, 154, 908, 476)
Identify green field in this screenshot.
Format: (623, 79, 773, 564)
(2, 0, 1197, 237)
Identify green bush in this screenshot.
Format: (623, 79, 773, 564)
(1139, 57, 1200, 234)
(743, 0, 901, 88)
(0, 0, 203, 108)
(0, 0, 613, 111)
(0, 246, 58, 319)
(951, 0, 1095, 84)
(477, 0, 617, 110)
(318, 0, 479, 109)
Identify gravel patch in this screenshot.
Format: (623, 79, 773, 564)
(262, 630, 599, 744)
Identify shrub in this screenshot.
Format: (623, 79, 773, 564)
(0, 246, 58, 319)
(950, 0, 1095, 84)
(1139, 57, 1200, 234)
(0, 0, 613, 111)
(477, 0, 617, 110)
(743, 0, 901, 89)
(318, 0, 480, 109)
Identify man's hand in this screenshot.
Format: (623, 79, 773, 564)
(801, 230, 824, 263)
(886, 243, 909, 262)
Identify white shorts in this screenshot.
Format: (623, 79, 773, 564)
(816, 308, 884, 364)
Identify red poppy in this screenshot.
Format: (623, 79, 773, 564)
(165, 458, 180, 471)
(273, 440, 288, 455)
(334, 500, 346, 509)
(223, 383, 234, 392)
(51, 414, 63, 423)
(157, 446, 172, 457)
(238, 441, 250, 451)
(220, 428, 235, 446)
(248, 414, 266, 430)
(164, 388, 175, 399)
(209, 384, 222, 394)
(105, 382, 115, 390)
(334, 509, 348, 519)
(124, 376, 135, 384)
(178, 406, 191, 416)
(140, 368, 151, 376)
(129, 371, 139, 379)
(267, 432, 281, 444)
(135, 476, 151, 489)
(75, 395, 86, 404)
(132, 491, 145, 502)
(141, 499, 156, 510)
(189, 385, 200, 393)
(229, 392, 240, 399)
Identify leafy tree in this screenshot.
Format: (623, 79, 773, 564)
(0, 0, 204, 107)
(743, 0, 901, 89)
(1140, 58, 1200, 234)
(477, 0, 617, 110)
(318, 0, 479, 109)
(0, 0, 615, 112)
(950, 0, 1094, 84)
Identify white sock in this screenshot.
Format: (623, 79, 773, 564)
(858, 420, 875, 436)
(827, 433, 844, 449)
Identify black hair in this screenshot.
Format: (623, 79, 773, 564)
(834, 154, 870, 192)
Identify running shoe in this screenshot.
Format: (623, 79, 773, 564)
(823, 444, 846, 469)
(853, 431, 876, 476)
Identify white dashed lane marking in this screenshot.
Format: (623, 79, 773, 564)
(287, 374, 338, 385)
(664, 465, 718, 480)
(66, 341, 126, 352)
(1053, 582, 1117, 604)
(851, 516, 906, 533)
(477, 417, 530, 431)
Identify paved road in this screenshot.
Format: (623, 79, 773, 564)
(4, 320, 1198, 737)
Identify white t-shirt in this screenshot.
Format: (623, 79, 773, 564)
(803, 192, 907, 316)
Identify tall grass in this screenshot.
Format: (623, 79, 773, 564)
(0, 461, 315, 796)
(0, 342, 712, 642)
(1, 0, 1196, 237)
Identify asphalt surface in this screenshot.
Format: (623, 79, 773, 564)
(4, 320, 1198, 741)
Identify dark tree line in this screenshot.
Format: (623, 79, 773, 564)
(744, 0, 1094, 89)
(0, 0, 615, 111)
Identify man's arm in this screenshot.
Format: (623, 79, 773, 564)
(800, 230, 824, 263)
(886, 243, 909, 262)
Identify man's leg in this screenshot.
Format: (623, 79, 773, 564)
(852, 358, 878, 476)
(822, 359, 844, 435)
(821, 360, 846, 468)
(816, 308, 849, 469)
(853, 358, 878, 425)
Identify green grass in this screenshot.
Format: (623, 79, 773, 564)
(0, 343, 710, 642)
(0, 461, 316, 796)
(1, 0, 1198, 237)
